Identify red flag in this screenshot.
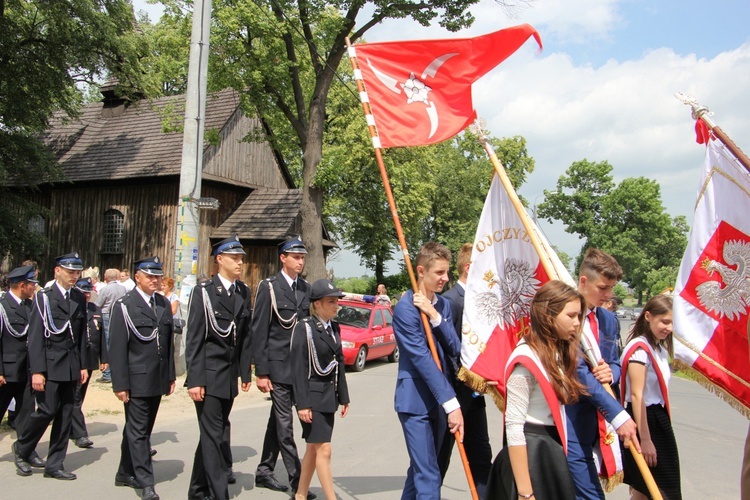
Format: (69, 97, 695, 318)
(353, 25, 541, 148)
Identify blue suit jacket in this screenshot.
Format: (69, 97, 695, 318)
(393, 290, 460, 415)
(566, 306, 625, 444)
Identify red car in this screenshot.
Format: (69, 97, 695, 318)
(336, 298, 399, 371)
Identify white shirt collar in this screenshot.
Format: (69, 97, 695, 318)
(7, 289, 23, 305)
(55, 281, 70, 297)
(281, 269, 296, 288)
(135, 286, 155, 305)
(455, 280, 466, 291)
(217, 273, 234, 291)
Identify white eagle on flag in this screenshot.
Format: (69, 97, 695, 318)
(696, 239, 750, 321)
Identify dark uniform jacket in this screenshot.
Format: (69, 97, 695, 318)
(252, 273, 310, 385)
(81, 302, 107, 370)
(186, 274, 253, 399)
(28, 285, 86, 382)
(0, 293, 31, 382)
(290, 317, 350, 413)
(109, 290, 175, 397)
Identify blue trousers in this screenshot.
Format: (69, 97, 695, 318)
(398, 408, 446, 500)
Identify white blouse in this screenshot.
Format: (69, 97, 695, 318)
(505, 365, 555, 446)
(623, 342, 671, 407)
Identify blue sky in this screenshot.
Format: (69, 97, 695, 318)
(133, 0, 750, 277)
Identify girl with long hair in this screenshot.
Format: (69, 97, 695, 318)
(620, 295, 681, 499)
(488, 280, 587, 500)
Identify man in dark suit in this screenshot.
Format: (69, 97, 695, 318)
(253, 236, 312, 497)
(109, 257, 176, 500)
(186, 235, 253, 500)
(438, 243, 492, 498)
(0, 265, 39, 439)
(14, 253, 88, 480)
(567, 248, 639, 499)
(69, 277, 106, 449)
(393, 242, 464, 500)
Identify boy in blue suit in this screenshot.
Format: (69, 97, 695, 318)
(393, 242, 464, 500)
(567, 248, 640, 499)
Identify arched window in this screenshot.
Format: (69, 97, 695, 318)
(102, 209, 124, 254)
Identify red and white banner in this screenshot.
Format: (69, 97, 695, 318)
(352, 25, 541, 148)
(674, 136, 750, 415)
(460, 173, 572, 397)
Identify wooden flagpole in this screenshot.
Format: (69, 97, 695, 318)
(473, 120, 662, 499)
(346, 38, 479, 500)
(676, 92, 750, 173)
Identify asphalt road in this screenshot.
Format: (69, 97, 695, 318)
(1, 354, 747, 499)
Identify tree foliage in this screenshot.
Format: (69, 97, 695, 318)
(0, 0, 151, 262)
(538, 159, 688, 300)
(152, 0, 525, 280)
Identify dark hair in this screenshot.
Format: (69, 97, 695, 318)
(415, 242, 452, 271)
(526, 280, 588, 404)
(628, 295, 673, 355)
(579, 247, 623, 282)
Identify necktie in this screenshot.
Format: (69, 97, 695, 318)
(587, 310, 599, 342)
(292, 281, 300, 307)
(326, 325, 335, 342)
(228, 283, 235, 296)
(149, 296, 157, 316)
(64, 291, 69, 302)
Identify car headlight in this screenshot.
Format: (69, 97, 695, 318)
(341, 341, 355, 348)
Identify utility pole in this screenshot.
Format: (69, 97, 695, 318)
(174, 0, 213, 289)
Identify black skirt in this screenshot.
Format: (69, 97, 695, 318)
(300, 410, 335, 443)
(486, 423, 576, 500)
(623, 404, 682, 499)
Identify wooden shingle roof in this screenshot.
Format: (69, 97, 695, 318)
(42, 89, 240, 182)
(212, 188, 302, 240)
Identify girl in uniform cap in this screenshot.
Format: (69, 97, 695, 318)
(290, 279, 350, 500)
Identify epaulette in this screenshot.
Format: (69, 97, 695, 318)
(298, 276, 309, 285)
(265, 276, 277, 283)
(42, 286, 53, 294)
(199, 279, 212, 288)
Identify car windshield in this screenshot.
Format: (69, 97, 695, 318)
(336, 305, 372, 328)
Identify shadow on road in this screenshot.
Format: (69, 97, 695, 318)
(228, 444, 257, 464)
(86, 421, 118, 437)
(66, 446, 107, 469)
(334, 475, 406, 496)
(151, 431, 178, 445)
(154, 458, 185, 482)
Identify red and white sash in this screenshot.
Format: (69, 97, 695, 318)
(504, 342, 568, 455)
(620, 337, 671, 416)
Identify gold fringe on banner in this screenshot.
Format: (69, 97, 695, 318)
(458, 366, 505, 411)
(600, 471, 624, 493)
(673, 360, 750, 419)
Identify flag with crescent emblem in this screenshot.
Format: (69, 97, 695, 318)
(459, 173, 574, 403)
(352, 25, 541, 148)
(674, 133, 750, 416)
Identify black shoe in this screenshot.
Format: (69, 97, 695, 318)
(149, 448, 157, 457)
(96, 377, 111, 383)
(115, 472, 143, 488)
(292, 490, 317, 500)
(44, 469, 77, 480)
(12, 442, 32, 477)
(227, 467, 236, 484)
(142, 486, 160, 500)
(255, 474, 289, 492)
(72, 436, 94, 448)
(28, 450, 46, 468)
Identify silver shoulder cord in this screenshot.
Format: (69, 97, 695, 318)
(268, 280, 297, 330)
(304, 320, 338, 391)
(0, 302, 29, 338)
(36, 292, 73, 341)
(120, 302, 160, 353)
(201, 286, 236, 343)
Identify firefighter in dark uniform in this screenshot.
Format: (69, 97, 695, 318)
(253, 236, 314, 497)
(69, 277, 107, 449)
(109, 257, 175, 500)
(186, 234, 253, 500)
(1, 265, 41, 448)
(13, 253, 88, 480)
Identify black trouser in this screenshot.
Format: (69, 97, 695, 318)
(222, 417, 233, 467)
(118, 396, 161, 488)
(16, 379, 76, 472)
(256, 382, 301, 488)
(437, 402, 493, 498)
(70, 369, 93, 439)
(189, 395, 234, 500)
(0, 378, 32, 432)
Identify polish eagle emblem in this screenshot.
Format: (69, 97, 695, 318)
(696, 239, 750, 320)
(473, 258, 541, 328)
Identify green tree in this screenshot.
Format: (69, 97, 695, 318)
(0, 0, 152, 262)
(154, 0, 523, 280)
(539, 160, 688, 301)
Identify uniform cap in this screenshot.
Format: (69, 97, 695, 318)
(310, 279, 345, 301)
(212, 234, 246, 256)
(7, 265, 38, 284)
(56, 252, 84, 271)
(133, 256, 164, 276)
(278, 235, 307, 255)
(75, 277, 94, 292)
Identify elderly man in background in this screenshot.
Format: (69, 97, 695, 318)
(95, 269, 126, 383)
